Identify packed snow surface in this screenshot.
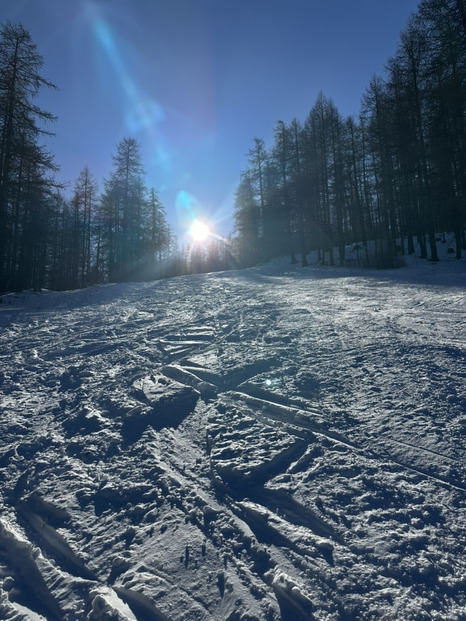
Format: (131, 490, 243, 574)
(0, 247, 465, 620)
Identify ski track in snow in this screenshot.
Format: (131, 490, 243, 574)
(0, 250, 465, 620)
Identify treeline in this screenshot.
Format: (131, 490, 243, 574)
(2, 0, 465, 293)
(0, 21, 176, 293)
(234, 0, 466, 268)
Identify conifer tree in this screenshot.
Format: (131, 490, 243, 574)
(71, 167, 98, 287)
(99, 138, 146, 281)
(0, 21, 57, 290)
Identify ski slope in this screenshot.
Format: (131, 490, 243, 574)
(0, 244, 465, 620)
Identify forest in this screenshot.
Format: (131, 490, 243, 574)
(234, 0, 466, 269)
(0, 15, 175, 293)
(1, 0, 465, 293)
(0, 19, 189, 293)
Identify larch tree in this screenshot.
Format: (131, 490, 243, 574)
(289, 118, 309, 266)
(361, 76, 401, 267)
(145, 187, 171, 278)
(419, 0, 466, 258)
(247, 137, 268, 258)
(272, 120, 298, 263)
(0, 21, 58, 291)
(99, 137, 147, 282)
(71, 166, 98, 287)
(233, 171, 260, 267)
(303, 93, 335, 265)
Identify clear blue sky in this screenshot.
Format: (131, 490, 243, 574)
(2, 0, 420, 238)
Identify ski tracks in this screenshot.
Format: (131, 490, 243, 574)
(0, 267, 465, 619)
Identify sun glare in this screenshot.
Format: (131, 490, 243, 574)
(189, 220, 210, 242)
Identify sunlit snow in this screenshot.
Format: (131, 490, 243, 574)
(0, 240, 465, 620)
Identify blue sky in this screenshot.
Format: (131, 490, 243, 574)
(2, 0, 420, 238)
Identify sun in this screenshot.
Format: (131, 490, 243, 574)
(188, 220, 210, 242)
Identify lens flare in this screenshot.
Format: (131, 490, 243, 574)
(88, 4, 171, 173)
(188, 220, 210, 242)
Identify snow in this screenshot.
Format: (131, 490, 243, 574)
(0, 238, 465, 620)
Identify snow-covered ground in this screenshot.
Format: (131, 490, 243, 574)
(0, 240, 465, 620)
